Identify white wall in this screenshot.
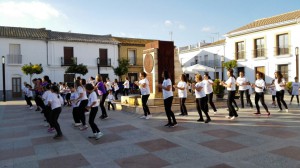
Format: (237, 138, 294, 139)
(0, 38, 119, 91)
(225, 23, 300, 83)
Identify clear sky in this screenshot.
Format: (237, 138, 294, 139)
(1, 0, 300, 47)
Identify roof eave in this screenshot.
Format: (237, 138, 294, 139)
(225, 19, 298, 38)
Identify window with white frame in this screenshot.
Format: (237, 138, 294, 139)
(276, 33, 289, 55)
(128, 49, 136, 65)
(235, 41, 245, 60)
(254, 38, 264, 58)
(8, 44, 22, 64)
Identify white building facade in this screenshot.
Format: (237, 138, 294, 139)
(0, 26, 119, 100)
(178, 40, 225, 80)
(225, 10, 300, 83)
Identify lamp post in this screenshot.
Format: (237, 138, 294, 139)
(2, 56, 6, 102)
(97, 57, 100, 75)
(296, 47, 299, 80)
(220, 55, 225, 81)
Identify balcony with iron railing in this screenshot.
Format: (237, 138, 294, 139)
(190, 60, 221, 67)
(274, 46, 291, 56)
(61, 57, 77, 66)
(7, 54, 22, 65)
(252, 48, 266, 58)
(97, 58, 111, 67)
(235, 51, 245, 60)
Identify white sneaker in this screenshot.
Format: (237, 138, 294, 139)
(230, 116, 235, 120)
(44, 123, 49, 127)
(74, 123, 82, 127)
(88, 133, 97, 139)
(145, 115, 152, 120)
(225, 116, 231, 119)
(29, 106, 34, 110)
(80, 125, 88, 131)
(140, 116, 146, 119)
(285, 109, 289, 113)
(213, 111, 217, 115)
(95, 132, 104, 140)
(277, 109, 282, 112)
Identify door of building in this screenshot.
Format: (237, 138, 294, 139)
(12, 77, 22, 97)
(255, 66, 265, 80)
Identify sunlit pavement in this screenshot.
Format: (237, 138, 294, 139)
(0, 95, 300, 168)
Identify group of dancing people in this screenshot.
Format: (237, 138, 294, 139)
(22, 69, 299, 139)
(137, 69, 299, 128)
(22, 75, 125, 140)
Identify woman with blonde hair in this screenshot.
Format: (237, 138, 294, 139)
(192, 74, 211, 123)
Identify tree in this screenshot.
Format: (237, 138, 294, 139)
(21, 63, 43, 83)
(223, 60, 237, 70)
(113, 58, 130, 81)
(65, 63, 88, 77)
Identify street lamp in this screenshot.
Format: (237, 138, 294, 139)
(220, 55, 225, 81)
(97, 57, 100, 75)
(296, 47, 299, 80)
(2, 56, 6, 102)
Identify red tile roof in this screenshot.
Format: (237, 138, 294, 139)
(227, 10, 300, 35)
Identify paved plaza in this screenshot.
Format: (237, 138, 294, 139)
(0, 95, 300, 168)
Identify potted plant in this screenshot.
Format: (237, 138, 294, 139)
(213, 79, 225, 99)
(286, 81, 292, 95)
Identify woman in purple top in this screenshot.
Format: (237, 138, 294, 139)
(96, 75, 108, 119)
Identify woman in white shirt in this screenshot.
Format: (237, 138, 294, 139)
(159, 71, 177, 127)
(47, 85, 64, 139)
(85, 83, 103, 140)
(275, 71, 288, 112)
(113, 79, 119, 100)
(173, 74, 188, 116)
(192, 74, 211, 123)
(75, 79, 89, 130)
(203, 74, 217, 113)
(252, 72, 270, 116)
(135, 72, 151, 119)
(236, 71, 253, 109)
(221, 69, 238, 120)
(123, 77, 130, 96)
(290, 77, 299, 106)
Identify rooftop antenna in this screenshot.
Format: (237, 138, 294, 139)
(212, 32, 219, 41)
(169, 31, 173, 41)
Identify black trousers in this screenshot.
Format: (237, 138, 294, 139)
(255, 92, 269, 113)
(227, 91, 238, 117)
(123, 88, 129, 96)
(276, 90, 288, 110)
(78, 99, 88, 125)
(50, 107, 62, 135)
(100, 93, 108, 117)
(164, 96, 176, 124)
(196, 97, 210, 120)
(206, 92, 217, 112)
(35, 95, 45, 110)
(239, 90, 253, 108)
(142, 94, 150, 116)
(25, 96, 33, 106)
(44, 106, 53, 127)
(291, 95, 299, 104)
(180, 98, 188, 115)
(72, 107, 80, 123)
(114, 90, 119, 100)
(107, 102, 115, 110)
(89, 107, 100, 133)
